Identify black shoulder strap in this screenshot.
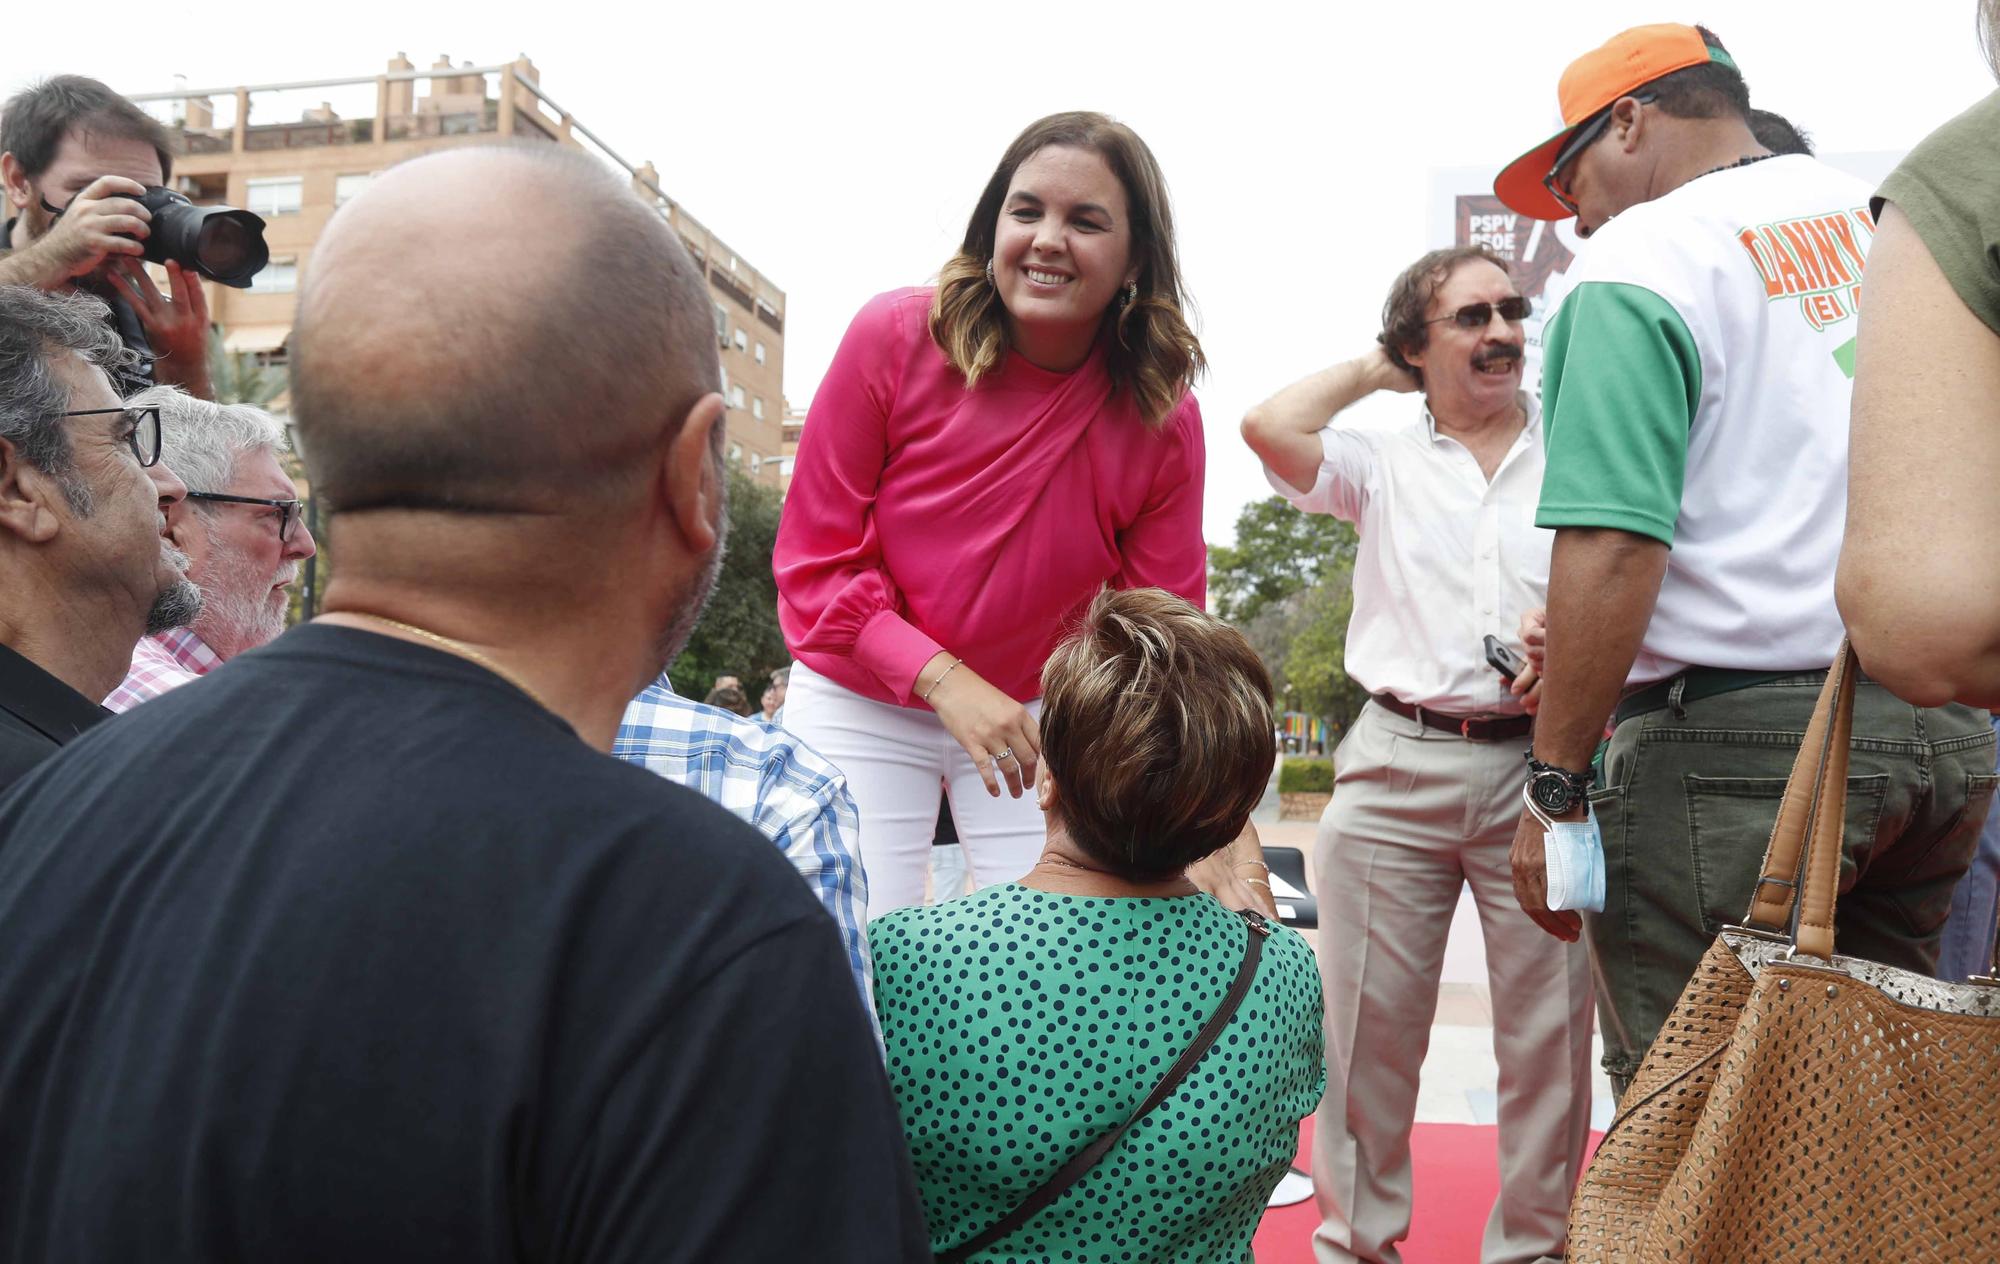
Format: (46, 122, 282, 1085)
(935, 907, 1273, 1263)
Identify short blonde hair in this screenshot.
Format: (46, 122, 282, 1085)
(1040, 588, 1274, 878)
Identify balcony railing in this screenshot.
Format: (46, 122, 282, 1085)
(243, 118, 374, 150)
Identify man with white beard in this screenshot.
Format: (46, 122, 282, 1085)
(105, 386, 315, 710)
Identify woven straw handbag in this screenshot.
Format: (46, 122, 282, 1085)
(1567, 643, 2000, 1262)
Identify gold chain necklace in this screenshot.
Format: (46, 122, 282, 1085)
(340, 613, 551, 712)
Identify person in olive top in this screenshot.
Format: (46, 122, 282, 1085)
(0, 283, 197, 792)
(1838, 0, 2000, 983)
(1840, 1, 2000, 709)
(0, 146, 927, 1262)
(872, 588, 1325, 1263)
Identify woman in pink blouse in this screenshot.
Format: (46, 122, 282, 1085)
(774, 111, 1209, 915)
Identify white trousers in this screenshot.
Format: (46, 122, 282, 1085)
(785, 662, 1044, 918)
(1313, 701, 1595, 1264)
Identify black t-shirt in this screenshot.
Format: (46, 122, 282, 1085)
(0, 623, 929, 1262)
(0, 641, 108, 795)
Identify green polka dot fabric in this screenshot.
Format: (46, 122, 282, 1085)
(869, 884, 1326, 1263)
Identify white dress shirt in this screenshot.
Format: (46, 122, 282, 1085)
(1265, 400, 1549, 715)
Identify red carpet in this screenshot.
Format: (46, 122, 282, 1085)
(1251, 1118, 1603, 1264)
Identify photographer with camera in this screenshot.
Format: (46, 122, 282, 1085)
(0, 76, 219, 400)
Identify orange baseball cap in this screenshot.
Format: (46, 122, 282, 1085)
(1495, 23, 1740, 221)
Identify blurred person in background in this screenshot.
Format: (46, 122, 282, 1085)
(105, 385, 315, 711)
(0, 76, 212, 399)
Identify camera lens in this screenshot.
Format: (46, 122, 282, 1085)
(195, 216, 258, 279)
(136, 187, 269, 289)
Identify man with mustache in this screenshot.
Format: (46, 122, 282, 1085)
(0, 284, 198, 795)
(1242, 245, 1593, 1264)
(104, 386, 316, 711)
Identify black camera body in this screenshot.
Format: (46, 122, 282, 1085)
(134, 187, 269, 289)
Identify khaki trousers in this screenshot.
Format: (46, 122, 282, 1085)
(1312, 701, 1594, 1264)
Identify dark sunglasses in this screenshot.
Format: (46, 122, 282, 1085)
(1542, 92, 1656, 216)
(1426, 296, 1533, 328)
(186, 491, 307, 543)
(60, 405, 161, 467)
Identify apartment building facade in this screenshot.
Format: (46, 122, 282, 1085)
(128, 53, 790, 489)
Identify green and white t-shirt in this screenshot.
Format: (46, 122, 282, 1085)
(1537, 155, 1874, 686)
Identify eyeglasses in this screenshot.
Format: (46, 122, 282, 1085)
(59, 405, 161, 467)
(1426, 296, 1533, 328)
(1542, 92, 1656, 216)
(186, 491, 308, 543)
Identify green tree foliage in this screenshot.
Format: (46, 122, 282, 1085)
(1209, 495, 1369, 733)
(206, 330, 288, 408)
(1207, 495, 1357, 625)
(668, 466, 791, 697)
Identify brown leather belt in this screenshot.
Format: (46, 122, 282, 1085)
(1370, 693, 1533, 743)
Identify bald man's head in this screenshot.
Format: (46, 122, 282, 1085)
(291, 144, 720, 515)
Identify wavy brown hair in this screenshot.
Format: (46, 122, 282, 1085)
(929, 112, 1203, 428)
(1377, 244, 1511, 389)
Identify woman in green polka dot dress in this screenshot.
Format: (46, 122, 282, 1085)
(870, 588, 1326, 1262)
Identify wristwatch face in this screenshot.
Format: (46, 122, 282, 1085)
(1530, 772, 1579, 815)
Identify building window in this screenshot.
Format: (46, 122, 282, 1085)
(246, 177, 303, 217)
(750, 455, 763, 474)
(728, 442, 742, 463)
(250, 257, 298, 294)
(733, 328, 748, 352)
(729, 385, 746, 409)
(334, 173, 373, 206)
(713, 303, 728, 348)
(754, 341, 766, 365)
(779, 455, 797, 477)
(752, 397, 764, 420)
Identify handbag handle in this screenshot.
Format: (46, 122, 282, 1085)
(1737, 643, 1858, 960)
(934, 907, 1273, 1263)
(1744, 648, 1864, 952)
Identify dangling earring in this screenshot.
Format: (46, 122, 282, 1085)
(985, 258, 996, 285)
(1122, 281, 1138, 309)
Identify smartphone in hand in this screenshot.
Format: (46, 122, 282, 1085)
(1483, 634, 1526, 684)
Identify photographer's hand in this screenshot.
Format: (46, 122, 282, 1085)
(0, 175, 150, 289)
(112, 259, 213, 400)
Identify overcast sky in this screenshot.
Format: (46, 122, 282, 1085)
(7, 1, 1992, 545)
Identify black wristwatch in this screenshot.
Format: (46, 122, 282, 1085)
(1525, 755, 1591, 816)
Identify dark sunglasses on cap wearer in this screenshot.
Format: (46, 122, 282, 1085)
(1426, 296, 1533, 329)
(1541, 91, 1658, 216)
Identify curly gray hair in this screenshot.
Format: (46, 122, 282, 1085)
(0, 284, 142, 512)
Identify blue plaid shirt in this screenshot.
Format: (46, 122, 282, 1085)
(615, 679, 873, 1018)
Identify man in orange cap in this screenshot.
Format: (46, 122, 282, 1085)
(1497, 23, 1993, 1105)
